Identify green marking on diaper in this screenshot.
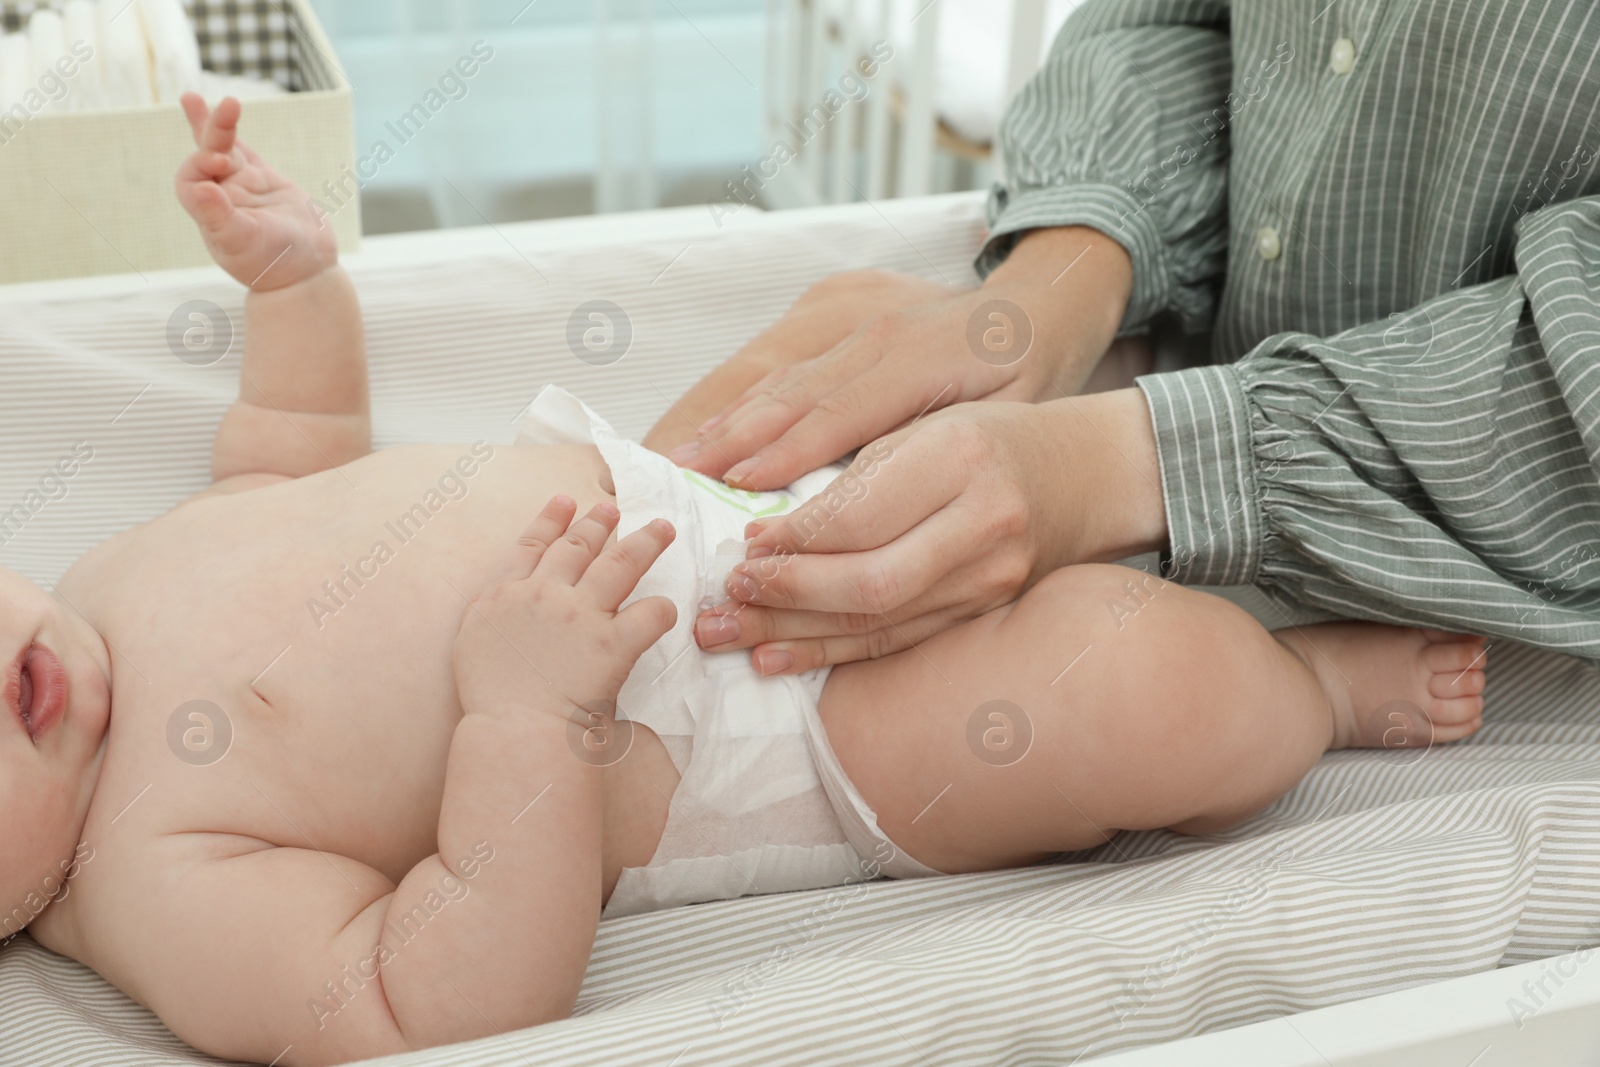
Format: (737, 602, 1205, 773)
(681, 469, 790, 517)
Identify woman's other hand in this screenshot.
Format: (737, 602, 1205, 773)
(692, 388, 1170, 673)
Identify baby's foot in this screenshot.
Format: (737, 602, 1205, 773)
(1273, 623, 1488, 752)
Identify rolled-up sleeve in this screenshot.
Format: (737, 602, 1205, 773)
(1137, 196, 1600, 660)
(977, 0, 1233, 336)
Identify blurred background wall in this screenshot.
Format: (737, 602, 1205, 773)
(308, 0, 1087, 233)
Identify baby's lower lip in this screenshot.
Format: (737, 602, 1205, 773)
(20, 645, 68, 741)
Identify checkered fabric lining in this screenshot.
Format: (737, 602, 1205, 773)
(0, 1, 336, 92)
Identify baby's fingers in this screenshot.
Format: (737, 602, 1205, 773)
(615, 596, 679, 658)
(581, 519, 676, 610)
(539, 503, 620, 584)
(178, 95, 242, 204)
(179, 92, 210, 143)
(188, 93, 242, 155)
(484, 495, 578, 587)
(176, 177, 234, 229)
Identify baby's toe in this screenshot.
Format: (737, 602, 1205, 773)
(1422, 638, 1489, 674)
(1429, 666, 1485, 699)
(1427, 696, 1484, 742)
(1413, 636, 1490, 742)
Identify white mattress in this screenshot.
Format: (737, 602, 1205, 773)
(3, 194, 1600, 1066)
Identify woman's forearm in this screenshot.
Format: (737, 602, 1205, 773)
(982, 226, 1134, 398)
(1038, 386, 1169, 568)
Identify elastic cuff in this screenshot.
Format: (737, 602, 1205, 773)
(977, 181, 1171, 335)
(1135, 364, 1265, 587)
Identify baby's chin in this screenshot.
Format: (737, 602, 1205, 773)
(55, 607, 116, 751)
(73, 665, 113, 749)
(59, 683, 112, 826)
(55, 638, 113, 760)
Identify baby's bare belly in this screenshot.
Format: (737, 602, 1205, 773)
(56, 441, 679, 912)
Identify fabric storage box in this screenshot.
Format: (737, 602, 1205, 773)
(0, 0, 359, 283)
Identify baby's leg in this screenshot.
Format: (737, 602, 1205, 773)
(816, 565, 1487, 874)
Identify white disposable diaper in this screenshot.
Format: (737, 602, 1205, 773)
(516, 386, 903, 917)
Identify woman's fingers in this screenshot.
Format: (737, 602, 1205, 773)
(539, 502, 620, 584)
(670, 275, 967, 468)
(727, 508, 974, 615)
(681, 282, 1006, 484)
(724, 320, 1018, 493)
(720, 367, 949, 492)
(746, 428, 959, 559)
(688, 351, 867, 481)
(697, 365, 786, 436)
(706, 299, 1009, 491)
(579, 518, 676, 610)
(695, 575, 956, 649)
(748, 355, 972, 479)
(715, 420, 977, 617)
(748, 605, 967, 675)
(689, 402, 1069, 670)
(695, 603, 867, 650)
(485, 495, 578, 586)
(661, 365, 786, 464)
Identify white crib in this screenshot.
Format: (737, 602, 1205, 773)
(759, 0, 1085, 207)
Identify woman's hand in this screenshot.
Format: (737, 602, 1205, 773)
(175, 93, 338, 291)
(672, 226, 1134, 491)
(643, 270, 967, 454)
(453, 497, 679, 719)
(692, 388, 1169, 673)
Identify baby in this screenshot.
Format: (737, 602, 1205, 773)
(3, 96, 1489, 1067)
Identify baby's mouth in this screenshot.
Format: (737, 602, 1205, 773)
(17, 658, 32, 729)
(8, 643, 68, 742)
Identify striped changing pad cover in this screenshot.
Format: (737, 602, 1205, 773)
(0, 195, 1596, 1066)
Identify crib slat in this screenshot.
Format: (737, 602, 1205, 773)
(802, 0, 828, 196)
(895, 0, 938, 197)
(862, 0, 891, 200)
(1000, 0, 1049, 181)
(829, 0, 861, 201)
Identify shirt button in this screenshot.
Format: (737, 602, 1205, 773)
(1256, 226, 1282, 261)
(1330, 37, 1356, 74)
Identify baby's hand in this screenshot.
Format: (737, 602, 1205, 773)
(453, 496, 678, 722)
(174, 93, 338, 291)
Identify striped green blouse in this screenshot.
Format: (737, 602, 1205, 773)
(979, 0, 1600, 657)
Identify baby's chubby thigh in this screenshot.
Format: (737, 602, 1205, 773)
(815, 564, 1305, 873)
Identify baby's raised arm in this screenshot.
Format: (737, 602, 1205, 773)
(174, 94, 369, 487)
